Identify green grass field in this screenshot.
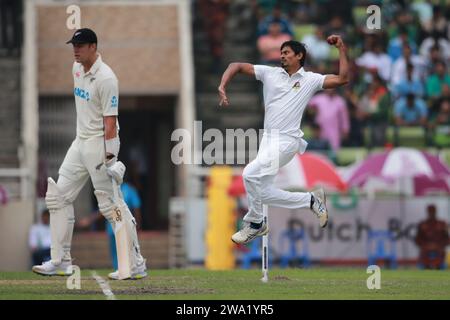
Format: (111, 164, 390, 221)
(1, 268, 449, 300)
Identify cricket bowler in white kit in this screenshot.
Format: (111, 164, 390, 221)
(32, 28, 147, 280)
(218, 35, 350, 244)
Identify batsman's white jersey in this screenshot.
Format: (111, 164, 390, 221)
(73, 54, 119, 138)
(242, 65, 325, 223)
(59, 54, 119, 191)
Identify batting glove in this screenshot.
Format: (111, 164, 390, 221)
(106, 160, 126, 185)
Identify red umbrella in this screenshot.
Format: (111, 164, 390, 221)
(228, 152, 347, 196)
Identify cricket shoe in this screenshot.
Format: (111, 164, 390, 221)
(32, 260, 74, 276)
(108, 260, 148, 280)
(311, 188, 329, 228)
(231, 222, 269, 244)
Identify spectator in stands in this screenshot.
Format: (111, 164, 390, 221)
(422, 5, 449, 39)
(257, 21, 292, 65)
(324, 15, 355, 56)
(394, 63, 425, 99)
(387, 10, 419, 45)
(307, 123, 331, 151)
(358, 73, 390, 147)
(324, 15, 349, 42)
(342, 88, 365, 148)
(29, 209, 51, 266)
(390, 43, 426, 86)
(318, 0, 353, 26)
(429, 98, 450, 147)
(394, 93, 428, 127)
(429, 82, 450, 128)
(415, 204, 449, 269)
(302, 26, 330, 64)
(198, 0, 230, 73)
(356, 39, 392, 83)
(306, 123, 336, 162)
(426, 60, 450, 101)
(308, 89, 349, 151)
(424, 44, 444, 79)
(253, 0, 295, 20)
(411, 0, 434, 33)
(419, 31, 450, 62)
(388, 27, 418, 62)
(258, 5, 293, 37)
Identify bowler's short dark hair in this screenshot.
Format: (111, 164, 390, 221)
(280, 40, 307, 66)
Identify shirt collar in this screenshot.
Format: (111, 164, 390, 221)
(280, 66, 305, 77)
(84, 54, 102, 76)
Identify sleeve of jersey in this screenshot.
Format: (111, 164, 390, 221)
(254, 65, 272, 82)
(314, 72, 326, 91)
(99, 78, 119, 116)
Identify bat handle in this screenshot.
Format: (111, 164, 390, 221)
(111, 178, 120, 203)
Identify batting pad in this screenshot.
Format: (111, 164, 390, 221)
(95, 189, 142, 279)
(113, 200, 133, 279)
(46, 178, 75, 265)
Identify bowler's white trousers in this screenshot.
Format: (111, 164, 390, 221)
(242, 132, 312, 224)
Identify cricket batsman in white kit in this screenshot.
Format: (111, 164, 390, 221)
(218, 36, 349, 244)
(32, 28, 147, 280)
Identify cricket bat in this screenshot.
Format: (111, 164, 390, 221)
(111, 178, 132, 280)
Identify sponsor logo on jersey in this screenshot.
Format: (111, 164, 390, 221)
(111, 96, 118, 108)
(74, 87, 90, 101)
(292, 81, 300, 90)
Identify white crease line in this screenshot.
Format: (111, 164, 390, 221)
(91, 271, 116, 300)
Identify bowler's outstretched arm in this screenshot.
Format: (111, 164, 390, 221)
(218, 62, 255, 107)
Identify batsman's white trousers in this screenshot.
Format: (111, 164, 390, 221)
(52, 136, 144, 267)
(242, 133, 312, 224)
(58, 136, 114, 198)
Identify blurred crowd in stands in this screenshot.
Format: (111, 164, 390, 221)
(251, 0, 450, 151)
(195, 0, 448, 161)
(252, 0, 449, 153)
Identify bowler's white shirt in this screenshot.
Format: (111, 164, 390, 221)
(254, 65, 325, 138)
(73, 54, 119, 139)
